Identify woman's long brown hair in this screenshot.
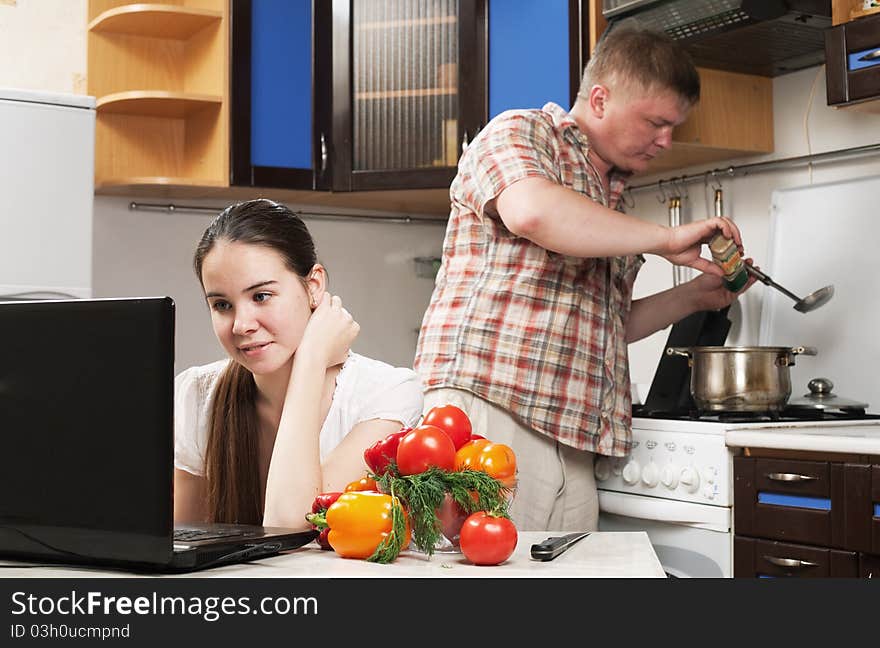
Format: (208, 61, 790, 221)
(193, 199, 318, 524)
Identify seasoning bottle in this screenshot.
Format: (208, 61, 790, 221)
(708, 233, 748, 292)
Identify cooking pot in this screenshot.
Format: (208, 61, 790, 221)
(665, 346, 817, 412)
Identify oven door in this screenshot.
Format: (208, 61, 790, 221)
(598, 491, 733, 578)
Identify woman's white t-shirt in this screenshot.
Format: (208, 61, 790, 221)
(174, 353, 424, 476)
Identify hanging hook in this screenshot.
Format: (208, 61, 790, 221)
(655, 179, 669, 204)
(710, 170, 723, 191)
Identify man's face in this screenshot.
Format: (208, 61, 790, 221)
(590, 83, 693, 173)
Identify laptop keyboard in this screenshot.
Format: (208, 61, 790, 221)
(173, 528, 248, 543)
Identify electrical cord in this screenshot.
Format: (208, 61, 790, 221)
(803, 65, 824, 185)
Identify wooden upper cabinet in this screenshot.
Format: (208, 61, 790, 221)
(87, 1, 229, 190)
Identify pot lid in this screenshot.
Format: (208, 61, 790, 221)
(786, 378, 870, 412)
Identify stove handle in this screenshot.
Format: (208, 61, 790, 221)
(765, 472, 816, 482)
(763, 555, 819, 569)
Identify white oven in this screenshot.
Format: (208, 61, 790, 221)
(596, 419, 734, 578)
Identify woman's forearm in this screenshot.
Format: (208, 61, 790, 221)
(262, 354, 326, 529)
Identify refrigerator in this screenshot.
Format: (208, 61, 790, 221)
(0, 87, 95, 300)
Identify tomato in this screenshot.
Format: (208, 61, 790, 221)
(455, 440, 517, 488)
(423, 404, 472, 450)
(459, 512, 518, 565)
(454, 438, 491, 470)
(435, 493, 470, 546)
(344, 476, 378, 492)
(477, 443, 517, 488)
(396, 424, 457, 475)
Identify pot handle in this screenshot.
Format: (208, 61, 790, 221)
(666, 347, 692, 358)
(791, 346, 818, 356)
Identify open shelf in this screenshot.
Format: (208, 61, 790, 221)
(88, 4, 222, 39)
(88, 1, 229, 189)
(96, 91, 222, 117)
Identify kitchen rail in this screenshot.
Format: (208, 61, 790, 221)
(128, 202, 448, 225)
(626, 142, 880, 194)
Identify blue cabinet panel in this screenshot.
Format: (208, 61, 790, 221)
(252, 0, 312, 169)
(488, 0, 570, 120)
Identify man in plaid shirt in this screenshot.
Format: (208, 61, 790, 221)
(414, 26, 756, 532)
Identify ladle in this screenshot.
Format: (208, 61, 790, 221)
(745, 264, 834, 313)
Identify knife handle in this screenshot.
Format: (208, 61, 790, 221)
(530, 532, 590, 561)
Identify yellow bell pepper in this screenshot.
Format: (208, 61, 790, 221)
(326, 491, 411, 561)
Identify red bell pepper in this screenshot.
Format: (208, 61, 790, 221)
(363, 427, 411, 476)
(305, 491, 343, 550)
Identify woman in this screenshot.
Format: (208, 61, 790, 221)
(173, 199, 423, 529)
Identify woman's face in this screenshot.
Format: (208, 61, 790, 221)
(200, 240, 324, 376)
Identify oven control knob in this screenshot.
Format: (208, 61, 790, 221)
(594, 457, 612, 482)
(679, 466, 700, 493)
(702, 466, 717, 484)
(661, 464, 679, 489)
(621, 460, 641, 485)
(641, 462, 660, 488)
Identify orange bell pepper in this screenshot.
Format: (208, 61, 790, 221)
(326, 491, 411, 561)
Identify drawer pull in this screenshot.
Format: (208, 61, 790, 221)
(859, 49, 880, 62)
(763, 555, 819, 569)
(765, 472, 815, 482)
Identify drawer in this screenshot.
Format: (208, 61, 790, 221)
(826, 12, 880, 107)
(734, 456, 845, 547)
(735, 536, 858, 578)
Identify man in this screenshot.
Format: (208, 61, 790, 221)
(414, 26, 755, 533)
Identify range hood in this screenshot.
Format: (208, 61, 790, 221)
(602, 0, 832, 77)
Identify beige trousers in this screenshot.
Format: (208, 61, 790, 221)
(424, 388, 598, 532)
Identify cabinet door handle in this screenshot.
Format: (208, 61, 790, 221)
(858, 49, 880, 62)
(765, 472, 815, 482)
(763, 555, 819, 569)
(320, 133, 328, 175)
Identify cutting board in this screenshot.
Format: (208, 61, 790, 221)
(759, 175, 880, 410)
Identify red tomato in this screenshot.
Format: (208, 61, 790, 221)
(396, 424, 456, 475)
(423, 404, 472, 450)
(459, 512, 518, 566)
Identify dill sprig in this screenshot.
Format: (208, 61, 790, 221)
(366, 486, 408, 564)
(372, 467, 512, 556)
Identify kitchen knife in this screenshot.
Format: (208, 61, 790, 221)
(530, 531, 591, 561)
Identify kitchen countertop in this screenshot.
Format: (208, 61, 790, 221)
(0, 532, 665, 579)
(725, 419, 880, 455)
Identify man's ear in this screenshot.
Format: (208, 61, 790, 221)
(588, 84, 609, 118)
(306, 264, 327, 309)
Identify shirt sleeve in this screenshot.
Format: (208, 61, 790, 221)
(355, 366, 424, 429)
(457, 110, 562, 221)
(174, 365, 207, 476)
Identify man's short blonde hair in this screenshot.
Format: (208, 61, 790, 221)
(578, 26, 700, 104)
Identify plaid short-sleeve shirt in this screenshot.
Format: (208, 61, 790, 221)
(413, 102, 643, 457)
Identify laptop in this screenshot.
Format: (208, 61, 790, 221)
(0, 296, 316, 573)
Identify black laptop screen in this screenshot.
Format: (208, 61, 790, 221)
(0, 297, 175, 566)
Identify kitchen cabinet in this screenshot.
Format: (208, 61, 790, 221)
(733, 451, 880, 577)
(231, 0, 487, 192)
(825, 1, 880, 114)
(87, 1, 229, 189)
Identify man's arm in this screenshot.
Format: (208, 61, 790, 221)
(495, 177, 742, 275)
(626, 272, 757, 343)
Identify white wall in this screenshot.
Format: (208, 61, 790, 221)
(626, 65, 880, 393)
(0, 0, 86, 93)
(92, 197, 448, 373)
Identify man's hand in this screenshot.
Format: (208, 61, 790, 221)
(661, 216, 744, 276)
(689, 259, 759, 310)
